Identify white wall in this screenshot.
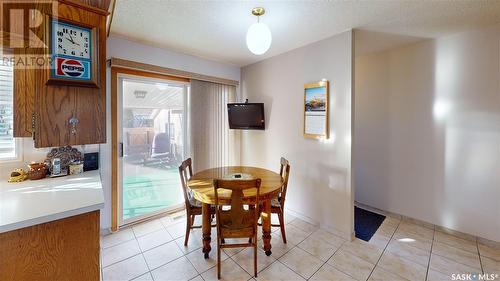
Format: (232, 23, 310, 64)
(100, 36, 241, 230)
(0, 139, 98, 182)
(354, 25, 500, 242)
(241, 31, 354, 239)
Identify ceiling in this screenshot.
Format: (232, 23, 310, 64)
(123, 79, 184, 110)
(110, 1, 500, 66)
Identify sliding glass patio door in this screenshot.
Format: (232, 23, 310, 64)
(117, 75, 189, 225)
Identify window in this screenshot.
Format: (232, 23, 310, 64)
(0, 64, 19, 160)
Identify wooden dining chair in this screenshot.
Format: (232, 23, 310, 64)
(271, 157, 291, 243)
(179, 158, 213, 246)
(214, 178, 261, 279)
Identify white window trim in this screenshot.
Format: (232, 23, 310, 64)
(0, 137, 23, 163)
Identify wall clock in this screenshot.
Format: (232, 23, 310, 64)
(47, 18, 99, 88)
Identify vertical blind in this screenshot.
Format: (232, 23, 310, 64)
(190, 80, 237, 172)
(0, 64, 15, 159)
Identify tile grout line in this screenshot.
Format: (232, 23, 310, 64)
(153, 221, 288, 279)
(100, 216, 278, 255)
(430, 248, 484, 270)
(227, 255, 255, 279)
(432, 228, 481, 253)
(254, 230, 311, 279)
(131, 224, 155, 280)
(429, 231, 485, 275)
(299, 225, 355, 280)
(101, 217, 186, 280)
(102, 234, 186, 270)
(101, 253, 146, 278)
(106, 221, 195, 279)
(476, 238, 484, 274)
(194, 223, 294, 280)
(101, 225, 164, 269)
(305, 239, 348, 280)
(272, 225, 338, 280)
(424, 226, 436, 281)
(270, 226, 316, 279)
(101, 216, 343, 281)
(103, 214, 493, 281)
(184, 220, 339, 280)
(101, 219, 180, 252)
(169, 227, 205, 278)
(366, 218, 402, 280)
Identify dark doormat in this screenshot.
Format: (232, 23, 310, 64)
(354, 206, 386, 242)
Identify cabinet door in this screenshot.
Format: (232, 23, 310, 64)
(32, 2, 106, 148)
(13, 51, 36, 137)
(13, 52, 34, 138)
(34, 84, 77, 147)
(11, 1, 107, 147)
(72, 15, 106, 145)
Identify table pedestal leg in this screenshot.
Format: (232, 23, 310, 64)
(202, 203, 211, 259)
(262, 199, 272, 256)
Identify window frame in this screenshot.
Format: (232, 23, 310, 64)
(0, 56, 22, 163)
(0, 138, 23, 163)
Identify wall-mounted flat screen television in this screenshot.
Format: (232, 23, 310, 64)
(227, 103, 265, 130)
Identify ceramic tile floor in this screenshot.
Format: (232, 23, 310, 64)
(100, 212, 500, 281)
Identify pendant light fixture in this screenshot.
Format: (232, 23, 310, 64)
(246, 7, 272, 55)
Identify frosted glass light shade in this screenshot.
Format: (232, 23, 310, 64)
(246, 22, 272, 55)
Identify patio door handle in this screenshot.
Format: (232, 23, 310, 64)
(119, 142, 123, 158)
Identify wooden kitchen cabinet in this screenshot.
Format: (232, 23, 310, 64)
(13, 0, 109, 147)
(13, 53, 35, 138)
(0, 211, 100, 281)
(0, 170, 104, 281)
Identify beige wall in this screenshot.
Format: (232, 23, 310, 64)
(355, 25, 500, 242)
(241, 31, 354, 239)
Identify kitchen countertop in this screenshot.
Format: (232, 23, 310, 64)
(0, 170, 104, 233)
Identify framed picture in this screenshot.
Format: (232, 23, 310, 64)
(303, 80, 329, 139)
(46, 17, 99, 88)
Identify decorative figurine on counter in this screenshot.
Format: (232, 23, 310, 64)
(69, 161, 84, 175)
(27, 162, 48, 180)
(8, 169, 28, 183)
(45, 146, 83, 177)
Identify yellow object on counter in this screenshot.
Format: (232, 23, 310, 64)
(69, 163, 84, 175)
(8, 169, 28, 183)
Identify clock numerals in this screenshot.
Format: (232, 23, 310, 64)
(54, 22, 91, 59)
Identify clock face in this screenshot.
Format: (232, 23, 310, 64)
(51, 20, 94, 82)
(55, 23, 91, 59)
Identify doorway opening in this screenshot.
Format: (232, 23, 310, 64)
(117, 74, 189, 226)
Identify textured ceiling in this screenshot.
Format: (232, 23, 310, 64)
(111, 1, 500, 66)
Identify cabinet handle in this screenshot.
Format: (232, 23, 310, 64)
(32, 113, 36, 140)
(119, 142, 124, 157)
(69, 117, 79, 135)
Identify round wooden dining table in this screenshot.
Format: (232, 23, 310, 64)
(187, 166, 283, 258)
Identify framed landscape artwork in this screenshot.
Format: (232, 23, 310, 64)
(303, 80, 329, 139)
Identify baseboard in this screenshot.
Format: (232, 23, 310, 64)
(355, 201, 500, 243)
(285, 208, 353, 241)
(355, 201, 402, 220)
(100, 228, 111, 236)
(284, 208, 318, 225)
